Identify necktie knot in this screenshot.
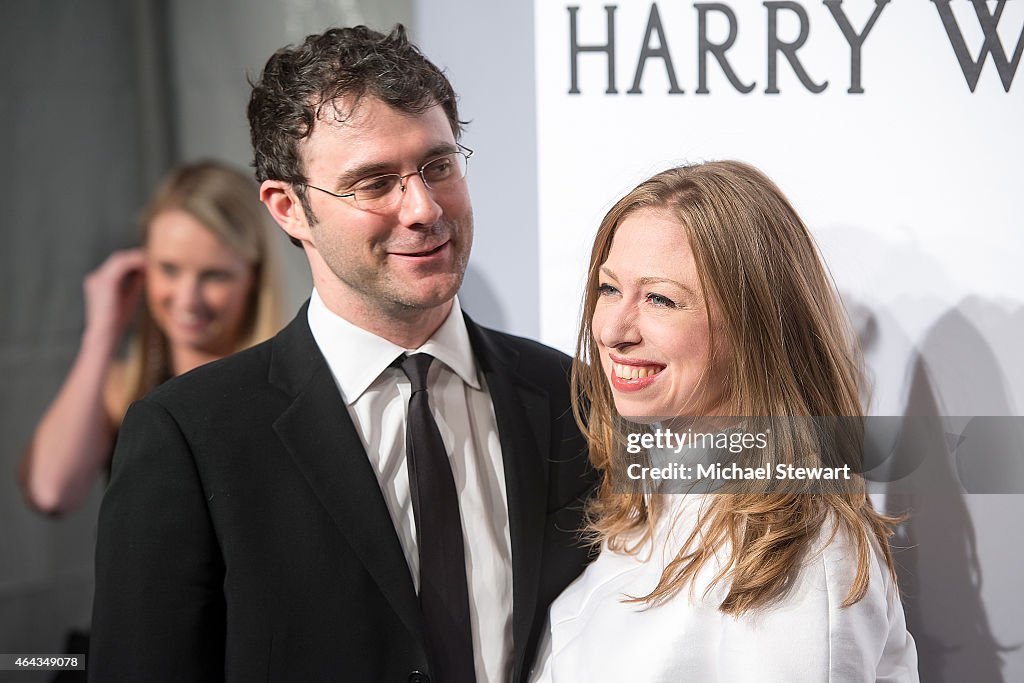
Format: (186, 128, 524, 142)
(399, 353, 434, 394)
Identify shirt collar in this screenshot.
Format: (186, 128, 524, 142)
(307, 289, 480, 405)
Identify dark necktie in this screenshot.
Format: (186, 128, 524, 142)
(399, 353, 477, 683)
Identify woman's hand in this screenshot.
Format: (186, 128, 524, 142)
(82, 248, 147, 351)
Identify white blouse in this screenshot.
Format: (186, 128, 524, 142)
(530, 494, 918, 682)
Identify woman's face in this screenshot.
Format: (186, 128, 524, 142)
(145, 210, 254, 356)
(591, 206, 730, 420)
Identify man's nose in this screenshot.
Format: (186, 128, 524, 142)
(397, 173, 444, 227)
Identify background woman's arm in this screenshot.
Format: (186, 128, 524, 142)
(19, 249, 145, 515)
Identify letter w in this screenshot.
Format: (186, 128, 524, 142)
(931, 0, 1024, 92)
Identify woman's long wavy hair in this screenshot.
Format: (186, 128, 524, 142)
(115, 161, 284, 420)
(572, 160, 900, 615)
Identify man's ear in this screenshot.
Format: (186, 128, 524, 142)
(261, 180, 313, 244)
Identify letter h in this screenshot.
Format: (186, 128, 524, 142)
(568, 5, 618, 94)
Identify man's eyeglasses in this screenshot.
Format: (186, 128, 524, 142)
(304, 144, 474, 212)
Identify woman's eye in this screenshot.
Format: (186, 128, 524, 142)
(201, 271, 234, 283)
(158, 263, 179, 277)
(597, 283, 618, 296)
(647, 293, 676, 308)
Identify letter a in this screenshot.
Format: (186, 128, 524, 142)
(628, 4, 685, 94)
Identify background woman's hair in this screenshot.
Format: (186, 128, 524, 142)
(572, 160, 900, 615)
(117, 160, 284, 419)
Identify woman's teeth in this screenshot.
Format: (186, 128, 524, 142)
(612, 362, 663, 380)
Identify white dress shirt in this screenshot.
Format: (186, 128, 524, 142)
(308, 290, 513, 683)
(530, 491, 919, 682)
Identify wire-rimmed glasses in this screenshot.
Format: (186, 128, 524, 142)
(304, 144, 474, 212)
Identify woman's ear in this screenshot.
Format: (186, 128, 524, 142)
(260, 180, 313, 245)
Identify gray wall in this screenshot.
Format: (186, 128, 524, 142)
(1, 2, 171, 671)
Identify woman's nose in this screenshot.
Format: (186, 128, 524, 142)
(174, 275, 203, 310)
(595, 301, 641, 349)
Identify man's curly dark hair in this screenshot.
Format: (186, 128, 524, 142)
(247, 24, 464, 211)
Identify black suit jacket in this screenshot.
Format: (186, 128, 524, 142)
(90, 307, 595, 682)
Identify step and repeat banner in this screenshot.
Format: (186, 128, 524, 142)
(535, 0, 1021, 416)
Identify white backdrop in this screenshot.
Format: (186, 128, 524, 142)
(535, 0, 1021, 408)
(534, 1, 1022, 679)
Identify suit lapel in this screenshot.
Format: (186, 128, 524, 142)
(465, 317, 550, 681)
(266, 308, 554, 674)
(268, 306, 424, 644)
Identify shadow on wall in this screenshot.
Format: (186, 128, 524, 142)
(846, 293, 1023, 682)
(818, 213, 1024, 680)
(459, 264, 508, 333)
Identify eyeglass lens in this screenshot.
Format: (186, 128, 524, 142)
(351, 151, 469, 209)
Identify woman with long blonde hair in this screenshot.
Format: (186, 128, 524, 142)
(20, 160, 284, 516)
(531, 161, 918, 681)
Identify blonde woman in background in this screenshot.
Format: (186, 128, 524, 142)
(532, 161, 918, 681)
(20, 161, 283, 516)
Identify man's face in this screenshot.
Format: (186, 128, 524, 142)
(296, 97, 473, 321)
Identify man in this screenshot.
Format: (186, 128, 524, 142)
(89, 25, 594, 683)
